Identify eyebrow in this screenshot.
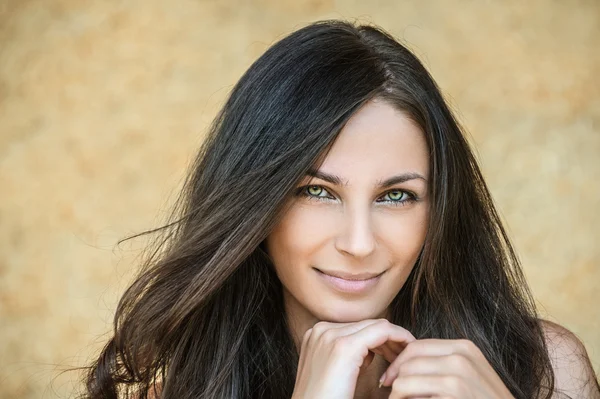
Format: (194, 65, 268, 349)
(306, 169, 427, 189)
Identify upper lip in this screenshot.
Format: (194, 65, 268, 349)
(316, 269, 383, 281)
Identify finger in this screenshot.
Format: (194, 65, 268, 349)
(296, 327, 313, 382)
(342, 319, 416, 364)
(385, 340, 407, 355)
(381, 339, 478, 387)
(359, 350, 376, 372)
(371, 341, 398, 363)
(395, 339, 481, 363)
(386, 354, 475, 387)
(308, 319, 382, 343)
(378, 339, 410, 364)
(389, 375, 460, 399)
(298, 319, 386, 373)
(299, 319, 385, 368)
(300, 319, 415, 372)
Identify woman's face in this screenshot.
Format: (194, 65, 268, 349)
(265, 99, 430, 326)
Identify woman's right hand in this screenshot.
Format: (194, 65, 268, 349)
(292, 318, 416, 399)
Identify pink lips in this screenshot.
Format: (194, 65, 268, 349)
(315, 268, 383, 294)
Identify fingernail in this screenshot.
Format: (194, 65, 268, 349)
(378, 372, 386, 388)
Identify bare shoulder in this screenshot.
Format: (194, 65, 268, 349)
(539, 319, 600, 398)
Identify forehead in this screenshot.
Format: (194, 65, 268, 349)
(318, 99, 429, 179)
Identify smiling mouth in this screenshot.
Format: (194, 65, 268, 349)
(313, 268, 384, 281)
(314, 268, 384, 294)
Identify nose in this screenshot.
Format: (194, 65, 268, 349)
(334, 205, 376, 259)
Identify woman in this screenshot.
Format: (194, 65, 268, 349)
(81, 20, 599, 398)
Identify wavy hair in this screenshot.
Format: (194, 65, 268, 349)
(81, 20, 558, 398)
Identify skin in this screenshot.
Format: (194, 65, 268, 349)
(264, 99, 425, 397)
(265, 98, 430, 336)
(140, 101, 599, 399)
(265, 99, 516, 398)
(265, 98, 430, 397)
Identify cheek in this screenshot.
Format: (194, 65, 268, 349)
(266, 204, 338, 272)
(377, 208, 428, 265)
(266, 202, 428, 275)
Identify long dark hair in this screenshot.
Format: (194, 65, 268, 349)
(81, 20, 558, 398)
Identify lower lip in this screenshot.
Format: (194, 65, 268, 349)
(315, 269, 383, 294)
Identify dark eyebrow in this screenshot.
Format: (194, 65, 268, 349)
(306, 169, 427, 188)
(376, 172, 427, 188)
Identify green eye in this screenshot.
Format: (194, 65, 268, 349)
(387, 190, 405, 201)
(296, 185, 334, 203)
(297, 185, 416, 207)
(307, 186, 324, 196)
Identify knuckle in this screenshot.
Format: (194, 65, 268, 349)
(448, 353, 470, 370)
(442, 375, 464, 394)
(396, 358, 414, 375)
(458, 339, 475, 352)
(302, 328, 312, 342)
(376, 318, 391, 327)
(402, 340, 421, 357)
(311, 321, 329, 336)
(312, 320, 328, 330)
(391, 377, 404, 392)
(320, 328, 338, 344)
(457, 339, 484, 360)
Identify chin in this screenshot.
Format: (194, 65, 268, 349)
(313, 301, 385, 323)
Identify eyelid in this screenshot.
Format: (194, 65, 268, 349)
(303, 184, 336, 199)
(298, 184, 418, 202)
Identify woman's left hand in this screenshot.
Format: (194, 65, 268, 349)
(380, 339, 515, 398)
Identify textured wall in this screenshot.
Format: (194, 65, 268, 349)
(0, 0, 598, 397)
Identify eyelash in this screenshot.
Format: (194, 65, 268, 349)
(295, 185, 418, 207)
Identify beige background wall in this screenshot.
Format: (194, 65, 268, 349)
(0, 0, 598, 397)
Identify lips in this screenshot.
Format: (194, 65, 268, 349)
(314, 268, 383, 280)
(314, 268, 384, 294)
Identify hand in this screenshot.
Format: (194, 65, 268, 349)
(292, 318, 416, 399)
(380, 339, 516, 398)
